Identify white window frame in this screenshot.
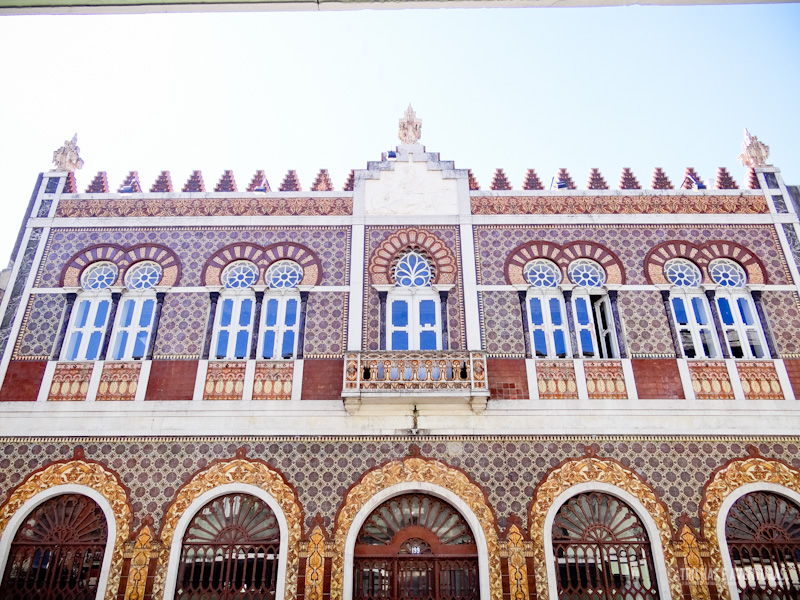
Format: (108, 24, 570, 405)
(386, 287, 442, 351)
(259, 289, 301, 360)
(109, 292, 157, 361)
(571, 291, 619, 359)
(714, 290, 767, 359)
(62, 291, 113, 361)
(526, 289, 570, 358)
(665, 259, 720, 359)
(211, 289, 256, 360)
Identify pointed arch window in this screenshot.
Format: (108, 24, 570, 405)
(109, 261, 162, 360)
(567, 259, 618, 359)
(709, 259, 767, 359)
(524, 260, 569, 358)
(387, 251, 441, 351)
(664, 259, 719, 359)
(260, 261, 302, 360)
(62, 262, 118, 361)
(211, 261, 258, 360)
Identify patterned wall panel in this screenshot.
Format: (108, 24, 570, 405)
(473, 225, 789, 286)
(203, 361, 247, 401)
(478, 291, 526, 357)
(36, 227, 351, 288)
(688, 361, 735, 400)
(253, 362, 293, 400)
(96, 362, 140, 402)
(47, 362, 93, 401)
(152, 293, 208, 359)
(2, 436, 797, 534)
(584, 361, 627, 399)
(536, 361, 579, 399)
(303, 293, 347, 358)
(13, 293, 65, 359)
(761, 290, 800, 357)
(617, 290, 676, 358)
(735, 361, 784, 400)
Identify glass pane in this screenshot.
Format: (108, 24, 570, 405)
(747, 330, 765, 358)
(234, 330, 249, 358)
(700, 329, 716, 358)
(262, 331, 276, 359)
(139, 299, 154, 327)
(75, 300, 90, 328)
(533, 330, 547, 357)
(220, 299, 233, 327)
(554, 330, 567, 358)
(727, 329, 743, 358)
(285, 298, 298, 326)
(596, 298, 609, 329)
(265, 298, 278, 327)
(419, 300, 436, 326)
(112, 331, 128, 360)
(738, 298, 755, 325)
(281, 330, 296, 358)
(718, 297, 734, 326)
(529, 298, 543, 326)
(580, 329, 595, 357)
(94, 300, 109, 328)
(391, 331, 408, 350)
(672, 298, 688, 325)
(120, 299, 134, 327)
(549, 298, 562, 326)
(86, 331, 103, 360)
(66, 332, 82, 360)
(132, 331, 148, 358)
(239, 298, 252, 327)
(391, 300, 408, 328)
(575, 297, 590, 325)
(215, 330, 229, 359)
(680, 330, 696, 358)
(691, 297, 708, 325)
(420, 331, 437, 350)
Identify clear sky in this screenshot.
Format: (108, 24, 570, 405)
(0, 4, 798, 265)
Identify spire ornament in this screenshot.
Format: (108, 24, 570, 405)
(52, 133, 84, 172)
(738, 128, 770, 168)
(398, 104, 422, 144)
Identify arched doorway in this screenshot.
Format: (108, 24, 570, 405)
(353, 493, 479, 600)
(0, 493, 108, 600)
(551, 491, 660, 600)
(725, 490, 800, 599)
(175, 492, 281, 600)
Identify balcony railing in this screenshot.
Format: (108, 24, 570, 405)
(342, 351, 489, 414)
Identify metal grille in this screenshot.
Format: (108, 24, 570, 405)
(552, 492, 660, 600)
(726, 491, 800, 599)
(175, 493, 280, 600)
(0, 493, 108, 600)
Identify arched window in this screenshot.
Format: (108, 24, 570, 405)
(176, 493, 281, 600)
(260, 261, 303, 360)
(664, 259, 719, 359)
(725, 491, 800, 599)
(354, 493, 478, 600)
(387, 251, 441, 351)
(524, 260, 569, 358)
(62, 262, 118, 361)
(109, 261, 162, 360)
(551, 491, 660, 600)
(709, 259, 767, 359)
(0, 494, 109, 600)
(212, 261, 259, 360)
(567, 259, 618, 359)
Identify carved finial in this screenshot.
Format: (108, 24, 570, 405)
(398, 104, 422, 144)
(738, 128, 770, 168)
(52, 133, 84, 172)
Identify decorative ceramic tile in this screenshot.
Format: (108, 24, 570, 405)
(203, 362, 246, 401)
(618, 290, 676, 358)
(536, 360, 578, 399)
(735, 361, 784, 400)
(252, 362, 293, 400)
(584, 361, 627, 399)
(96, 362, 140, 402)
(152, 293, 208, 359)
(478, 291, 526, 357)
(688, 361, 734, 400)
(303, 293, 347, 358)
(13, 294, 65, 359)
(47, 362, 93, 401)
(761, 291, 800, 357)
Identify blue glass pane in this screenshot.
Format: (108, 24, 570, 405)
(549, 298, 562, 326)
(139, 299, 154, 327)
(262, 331, 276, 359)
(672, 298, 688, 325)
(66, 332, 82, 361)
(392, 331, 408, 350)
(281, 331, 296, 358)
(265, 299, 278, 327)
(220, 299, 233, 327)
(554, 330, 567, 357)
(94, 300, 109, 328)
(738, 298, 755, 325)
(420, 331, 437, 350)
(533, 330, 547, 357)
(75, 301, 90, 328)
(86, 331, 102, 360)
(239, 299, 252, 327)
(285, 299, 298, 326)
(112, 331, 128, 360)
(234, 330, 249, 358)
(132, 331, 148, 358)
(120, 300, 134, 327)
(419, 300, 436, 326)
(691, 297, 708, 325)
(575, 297, 590, 325)
(580, 330, 595, 356)
(392, 300, 408, 327)
(529, 298, 543, 326)
(215, 331, 229, 359)
(718, 297, 734, 326)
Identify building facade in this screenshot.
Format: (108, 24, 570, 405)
(0, 118, 799, 600)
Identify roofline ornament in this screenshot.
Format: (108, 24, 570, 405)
(52, 133, 84, 172)
(398, 104, 422, 145)
(737, 128, 770, 168)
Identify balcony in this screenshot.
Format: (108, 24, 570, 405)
(342, 351, 489, 415)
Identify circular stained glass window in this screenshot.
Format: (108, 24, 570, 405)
(709, 259, 747, 288)
(125, 261, 162, 290)
(266, 260, 303, 289)
(81, 262, 118, 290)
(524, 260, 561, 288)
(394, 252, 432, 288)
(664, 259, 702, 287)
(221, 261, 258, 289)
(568, 259, 606, 288)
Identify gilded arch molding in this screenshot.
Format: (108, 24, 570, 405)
(699, 455, 800, 600)
(0, 458, 131, 600)
(151, 456, 303, 600)
(528, 454, 681, 600)
(331, 454, 502, 600)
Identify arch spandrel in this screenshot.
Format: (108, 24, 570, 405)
(331, 454, 502, 600)
(369, 228, 458, 286)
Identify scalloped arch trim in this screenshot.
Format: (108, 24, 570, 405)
(369, 228, 457, 285)
(505, 240, 625, 285)
(60, 243, 181, 287)
(202, 242, 322, 287)
(644, 240, 767, 285)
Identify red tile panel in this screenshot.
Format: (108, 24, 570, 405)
(301, 359, 344, 400)
(487, 358, 529, 400)
(145, 360, 198, 401)
(0, 360, 47, 401)
(631, 359, 685, 399)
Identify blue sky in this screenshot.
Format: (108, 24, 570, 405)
(0, 4, 798, 263)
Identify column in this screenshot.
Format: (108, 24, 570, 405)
(98, 292, 121, 360)
(51, 292, 77, 359)
(705, 289, 731, 359)
(660, 290, 683, 358)
(517, 290, 532, 359)
(202, 291, 220, 360)
(145, 292, 166, 361)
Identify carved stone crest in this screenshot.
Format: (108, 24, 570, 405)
(52, 133, 84, 172)
(738, 128, 770, 168)
(398, 104, 422, 144)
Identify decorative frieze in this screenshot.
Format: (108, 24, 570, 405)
(688, 361, 734, 400)
(252, 361, 293, 400)
(203, 361, 246, 401)
(583, 360, 627, 399)
(97, 362, 140, 402)
(536, 360, 578, 399)
(48, 362, 93, 401)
